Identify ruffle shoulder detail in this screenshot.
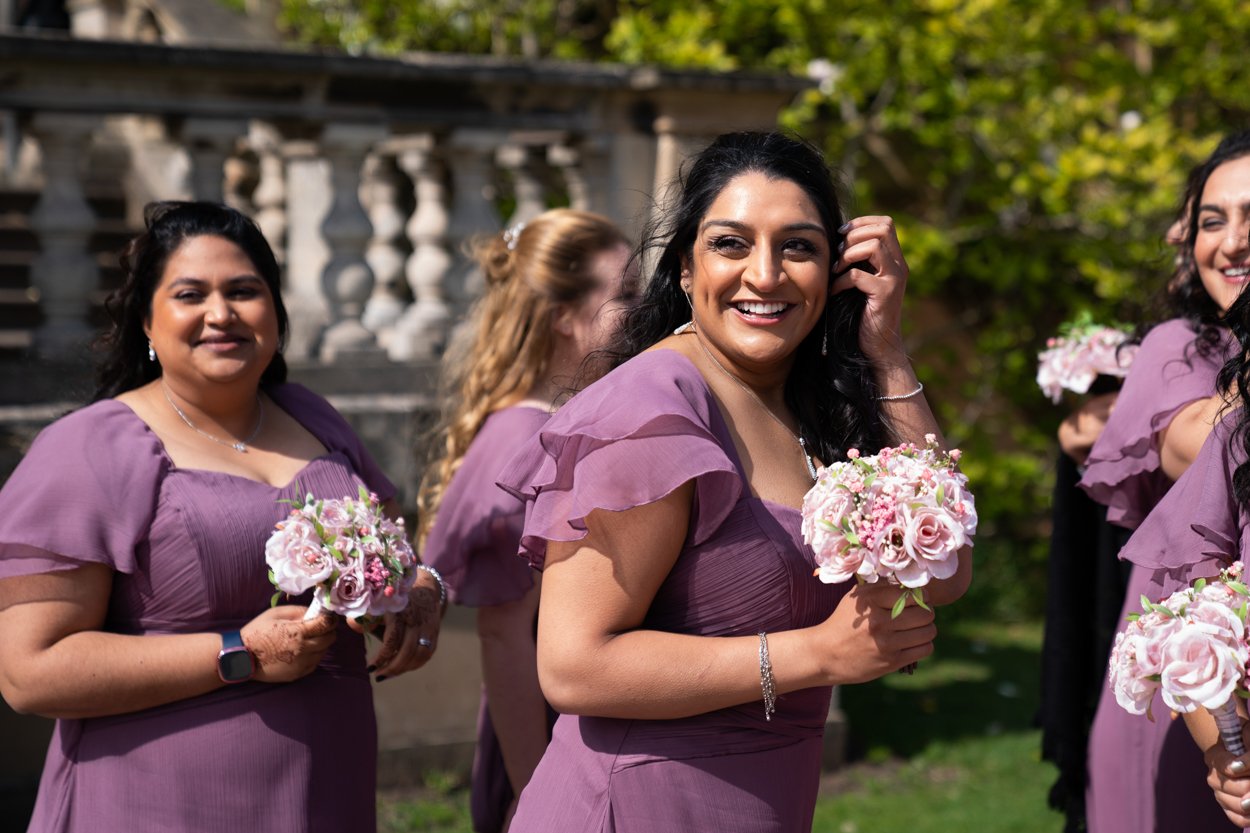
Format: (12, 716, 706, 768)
(496, 350, 742, 570)
(0, 401, 168, 578)
(1121, 412, 1245, 577)
(1079, 319, 1232, 528)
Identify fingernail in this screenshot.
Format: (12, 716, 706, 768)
(366, 664, 376, 674)
(1241, 796, 1250, 812)
(375, 675, 388, 683)
(837, 241, 846, 253)
(838, 222, 850, 233)
(1233, 760, 1247, 774)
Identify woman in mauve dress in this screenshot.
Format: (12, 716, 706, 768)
(0, 202, 443, 833)
(417, 209, 634, 833)
(1078, 131, 1250, 833)
(496, 131, 972, 833)
(1127, 287, 1250, 827)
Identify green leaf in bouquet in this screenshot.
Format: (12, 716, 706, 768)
(1195, 578, 1208, 592)
(1126, 612, 1140, 621)
(817, 518, 838, 532)
(911, 587, 931, 611)
(844, 529, 861, 547)
(1230, 581, 1250, 596)
(936, 483, 945, 504)
(1237, 688, 1250, 699)
(891, 592, 908, 619)
(270, 590, 281, 608)
(862, 472, 877, 489)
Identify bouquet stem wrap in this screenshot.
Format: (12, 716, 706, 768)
(1212, 699, 1246, 757)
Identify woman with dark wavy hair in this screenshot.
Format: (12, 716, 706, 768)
(0, 201, 443, 832)
(1077, 131, 1250, 833)
(496, 131, 971, 832)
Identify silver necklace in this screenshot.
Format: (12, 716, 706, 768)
(161, 383, 264, 453)
(691, 332, 818, 482)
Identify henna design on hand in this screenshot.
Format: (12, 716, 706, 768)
(248, 621, 302, 667)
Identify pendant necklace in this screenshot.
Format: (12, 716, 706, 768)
(691, 332, 818, 482)
(162, 382, 265, 453)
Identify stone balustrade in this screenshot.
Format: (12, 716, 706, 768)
(0, 32, 808, 366)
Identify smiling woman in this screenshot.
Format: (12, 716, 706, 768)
(0, 202, 445, 833)
(495, 132, 972, 833)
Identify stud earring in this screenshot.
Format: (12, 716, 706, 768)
(148, 340, 157, 363)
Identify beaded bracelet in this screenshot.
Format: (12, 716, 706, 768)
(416, 563, 447, 609)
(878, 381, 924, 402)
(758, 632, 776, 722)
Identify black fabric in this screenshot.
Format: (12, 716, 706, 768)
(1040, 450, 1134, 833)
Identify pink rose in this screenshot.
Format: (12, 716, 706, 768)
(901, 505, 963, 584)
(813, 536, 878, 585)
(1158, 617, 1247, 712)
(327, 560, 373, 620)
(318, 500, 352, 538)
(876, 523, 929, 588)
(1109, 628, 1159, 715)
(265, 516, 333, 595)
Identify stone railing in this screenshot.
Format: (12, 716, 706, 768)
(0, 31, 809, 366)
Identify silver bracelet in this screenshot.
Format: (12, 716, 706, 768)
(878, 381, 924, 402)
(758, 632, 776, 722)
(416, 563, 447, 609)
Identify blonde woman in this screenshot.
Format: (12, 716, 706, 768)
(418, 209, 634, 833)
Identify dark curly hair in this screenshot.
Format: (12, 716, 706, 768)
(596, 131, 888, 464)
(92, 201, 288, 401)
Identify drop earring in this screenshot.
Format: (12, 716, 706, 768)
(673, 279, 696, 335)
(820, 308, 829, 357)
(148, 340, 157, 363)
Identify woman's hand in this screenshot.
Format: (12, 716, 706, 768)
(241, 605, 337, 683)
(831, 215, 909, 364)
(360, 572, 444, 681)
(1204, 725, 1250, 827)
(812, 580, 937, 686)
(1058, 392, 1117, 465)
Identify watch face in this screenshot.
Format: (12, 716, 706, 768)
(219, 648, 254, 683)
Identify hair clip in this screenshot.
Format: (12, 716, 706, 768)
(503, 222, 527, 252)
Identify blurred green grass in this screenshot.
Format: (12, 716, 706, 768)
(379, 618, 1063, 833)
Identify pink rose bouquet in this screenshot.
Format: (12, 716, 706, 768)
(801, 434, 976, 618)
(1108, 563, 1250, 755)
(265, 485, 417, 624)
(1037, 316, 1137, 403)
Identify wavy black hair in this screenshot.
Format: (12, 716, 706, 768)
(92, 201, 288, 401)
(1217, 286, 1250, 504)
(597, 131, 888, 463)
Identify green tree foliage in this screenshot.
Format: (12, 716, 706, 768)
(274, 0, 1250, 615)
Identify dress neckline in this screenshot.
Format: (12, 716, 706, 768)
(104, 386, 336, 491)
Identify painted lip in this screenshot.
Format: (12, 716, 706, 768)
(195, 333, 251, 351)
(728, 299, 797, 325)
(1221, 262, 1250, 282)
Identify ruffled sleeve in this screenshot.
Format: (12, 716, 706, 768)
(0, 401, 167, 578)
(1120, 412, 1246, 576)
(1079, 319, 1232, 528)
(270, 383, 397, 502)
(497, 350, 743, 570)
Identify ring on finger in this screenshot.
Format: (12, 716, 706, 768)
(417, 636, 433, 649)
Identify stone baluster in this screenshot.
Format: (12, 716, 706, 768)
(549, 136, 611, 216)
(318, 123, 385, 362)
(248, 122, 288, 265)
(180, 118, 247, 204)
(497, 143, 547, 228)
(27, 113, 100, 359)
(444, 129, 502, 311)
(389, 135, 452, 361)
(360, 151, 410, 348)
